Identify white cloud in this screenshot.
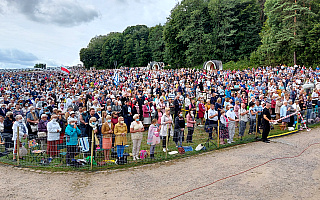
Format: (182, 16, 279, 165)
(0, 0, 179, 69)
(4, 0, 100, 27)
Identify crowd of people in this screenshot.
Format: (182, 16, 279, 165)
(0, 65, 319, 164)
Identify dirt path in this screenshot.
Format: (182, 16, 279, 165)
(1, 129, 320, 200)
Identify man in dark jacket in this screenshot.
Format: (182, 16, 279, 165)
(122, 101, 132, 133)
(3, 112, 14, 151)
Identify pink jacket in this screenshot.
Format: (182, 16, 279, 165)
(186, 114, 196, 127)
(142, 105, 151, 118)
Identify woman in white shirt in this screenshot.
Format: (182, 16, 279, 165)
(47, 114, 61, 158)
(184, 94, 191, 116)
(12, 115, 28, 161)
(130, 114, 144, 160)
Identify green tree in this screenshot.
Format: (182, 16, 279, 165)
(100, 32, 124, 68)
(148, 24, 165, 62)
(252, 0, 317, 66)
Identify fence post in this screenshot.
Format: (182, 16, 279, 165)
(217, 120, 220, 148)
(17, 126, 20, 166)
(166, 124, 169, 159)
(90, 129, 94, 170)
(255, 114, 258, 138)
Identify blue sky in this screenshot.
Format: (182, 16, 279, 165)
(0, 0, 179, 68)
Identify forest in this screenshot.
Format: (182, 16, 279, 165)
(80, 0, 320, 69)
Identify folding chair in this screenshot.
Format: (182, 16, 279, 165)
(28, 139, 46, 163)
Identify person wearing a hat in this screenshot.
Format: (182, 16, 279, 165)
(130, 114, 144, 160)
(65, 117, 80, 166)
(226, 105, 238, 143)
(67, 111, 77, 125)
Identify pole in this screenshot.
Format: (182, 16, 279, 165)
(255, 114, 258, 139)
(294, 0, 297, 65)
(90, 129, 94, 170)
(166, 124, 169, 159)
(17, 126, 20, 166)
(217, 120, 220, 148)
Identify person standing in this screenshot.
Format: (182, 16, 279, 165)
(173, 111, 185, 147)
(226, 105, 238, 143)
(3, 112, 14, 152)
(147, 119, 159, 159)
(114, 117, 128, 164)
(47, 114, 61, 159)
(262, 103, 273, 143)
(65, 118, 81, 166)
(12, 115, 28, 161)
(160, 108, 173, 152)
(207, 104, 218, 140)
(186, 111, 196, 143)
(130, 114, 144, 161)
(101, 115, 113, 161)
(239, 103, 249, 140)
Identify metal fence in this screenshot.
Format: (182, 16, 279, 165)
(0, 108, 319, 170)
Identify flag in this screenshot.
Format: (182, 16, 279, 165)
(61, 67, 70, 74)
(113, 73, 119, 86)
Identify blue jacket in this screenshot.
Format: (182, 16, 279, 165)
(65, 124, 81, 146)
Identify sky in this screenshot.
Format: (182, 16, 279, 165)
(0, 0, 180, 69)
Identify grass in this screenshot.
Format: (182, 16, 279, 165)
(2, 119, 317, 172)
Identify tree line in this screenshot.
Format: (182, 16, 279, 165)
(80, 0, 320, 69)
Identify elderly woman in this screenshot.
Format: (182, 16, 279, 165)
(47, 114, 61, 158)
(142, 100, 151, 127)
(12, 115, 28, 161)
(219, 110, 229, 145)
(65, 118, 81, 166)
(114, 117, 127, 164)
(26, 106, 39, 139)
(85, 116, 98, 157)
(112, 101, 122, 116)
(160, 107, 173, 152)
(280, 101, 289, 126)
(130, 114, 144, 160)
(38, 114, 48, 150)
(101, 115, 113, 161)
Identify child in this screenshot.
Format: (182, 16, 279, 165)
(147, 119, 160, 159)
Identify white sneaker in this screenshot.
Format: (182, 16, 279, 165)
(136, 156, 140, 160)
(133, 156, 136, 161)
(163, 148, 167, 152)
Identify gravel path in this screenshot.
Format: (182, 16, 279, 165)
(1, 129, 320, 200)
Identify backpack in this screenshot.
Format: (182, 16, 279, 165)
(178, 147, 185, 155)
(140, 150, 148, 160)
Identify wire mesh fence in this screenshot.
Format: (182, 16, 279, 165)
(0, 107, 319, 170)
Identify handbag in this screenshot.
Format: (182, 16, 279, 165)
(38, 132, 47, 138)
(19, 146, 28, 157)
(152, 135, 160, 145)
(30, 124, 38, 132)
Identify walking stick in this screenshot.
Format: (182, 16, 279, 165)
(17, 126, 20, 166)
(90, 129, 94, 170)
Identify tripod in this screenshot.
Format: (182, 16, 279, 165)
(204, 124, 217, 149)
